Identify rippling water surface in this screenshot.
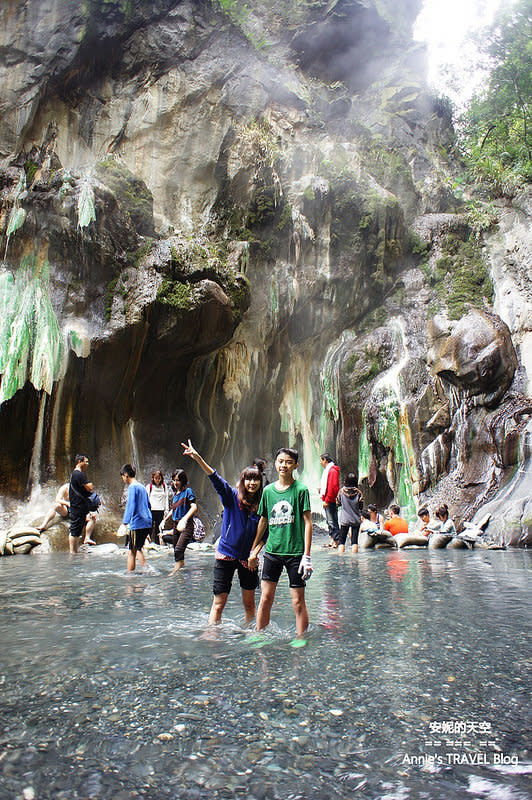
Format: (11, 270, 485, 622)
(1, 548, 531, 800)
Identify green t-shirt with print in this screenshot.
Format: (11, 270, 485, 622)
(258, 479, 311, 556)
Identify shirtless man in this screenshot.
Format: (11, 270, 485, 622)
(37, 483, 70, 532)
(38, 479, 97, 545)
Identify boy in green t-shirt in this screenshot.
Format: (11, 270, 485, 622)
(248, 448, 313, 637)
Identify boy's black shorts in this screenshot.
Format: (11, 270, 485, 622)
(213, 558, 259, 595)
(261, 552, 305, 589)
(129, 528, 150, 552)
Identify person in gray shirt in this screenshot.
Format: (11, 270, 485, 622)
(337, 473, 363, 553)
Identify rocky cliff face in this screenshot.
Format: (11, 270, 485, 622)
(1, 0, 531, 544)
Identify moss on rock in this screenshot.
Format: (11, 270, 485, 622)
(426, 233, 493, 320)
(157, 279, 194, 310)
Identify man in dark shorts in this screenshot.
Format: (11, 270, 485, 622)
(248, 447, 313, 639)
(69, 455, 93, 553)
(120, 463, 152, 572)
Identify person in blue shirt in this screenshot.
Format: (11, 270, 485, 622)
(120, 463, 153, 572)
(168, 467, 198, 574)
(182, 439, 262, 625)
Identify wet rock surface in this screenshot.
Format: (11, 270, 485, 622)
(428, 310, 517, 405)
(0, 1, 532, 537)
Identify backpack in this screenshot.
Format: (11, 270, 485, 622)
(192, 516, 206, 542)
(87, 491, 101, 512)
(70, 478, 100, 512)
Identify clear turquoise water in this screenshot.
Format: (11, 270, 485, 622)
(1, 548, 531, 799)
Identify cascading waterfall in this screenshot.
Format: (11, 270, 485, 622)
(47, 325, 91, 471)
(127, 418, 141, 473)
(27, 391, 47, 492)
(358, 318, 419, 519)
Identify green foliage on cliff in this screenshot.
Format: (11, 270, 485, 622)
(458, 0, 532, 195)
(346, 349, 384, 388)
(210, 0, 268, 49)
(157, 279, 194, 309)
(426, 233, 494, 320)
(24, 158, 39, 186)
(226, 273, 251, 323)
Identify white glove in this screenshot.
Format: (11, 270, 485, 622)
(298, 554, 313, 581)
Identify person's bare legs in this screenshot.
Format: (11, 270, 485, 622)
(290, 587, 309, 637)
(171, 559, 185, 574)
(241, 588, 256, 624)
(338, 543, 345, 554)
(38, 503, 67, 532)
(127, 547, 146, 571)
(351, 544, 358, 553)
(84, 513, 96, 545)
(209, 592, 228, 624)
(69, 535, 80, 554)
(256, 580, 277, 630)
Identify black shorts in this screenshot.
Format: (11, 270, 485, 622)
(69, 510, 87, 538)
(213, 558, 259, 595)
(261, 552, 306, 589)
(129, 528, 150, 552)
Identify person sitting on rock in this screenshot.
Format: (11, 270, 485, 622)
(367, 503, 384, 530)
(37, 482, 70, 532)
(360, 508, 379, 535)
(417, 507, 437, 537)
(384, 503, 409, 536)
(361, 508, 396, 547)
(433, 504, 456, 537)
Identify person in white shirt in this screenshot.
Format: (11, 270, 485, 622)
(145, 470, 168, 544)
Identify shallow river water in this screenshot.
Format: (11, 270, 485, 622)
(1, 547, 531, 800)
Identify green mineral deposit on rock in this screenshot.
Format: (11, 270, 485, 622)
(77, 180, 96, 228)
(6, 206, 27, 238)
(0, 258, 64, 405)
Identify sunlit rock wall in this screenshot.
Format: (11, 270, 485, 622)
(1, 0, 531, 543)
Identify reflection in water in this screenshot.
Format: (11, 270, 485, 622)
(0, 549, 531, 799)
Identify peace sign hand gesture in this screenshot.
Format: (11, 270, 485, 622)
(180, 440, 214, 476)
(181, 439, 199, 459)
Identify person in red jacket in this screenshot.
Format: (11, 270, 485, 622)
(319, 453, 340, 547)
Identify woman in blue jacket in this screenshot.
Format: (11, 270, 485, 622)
(181, 439, 263, 625)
